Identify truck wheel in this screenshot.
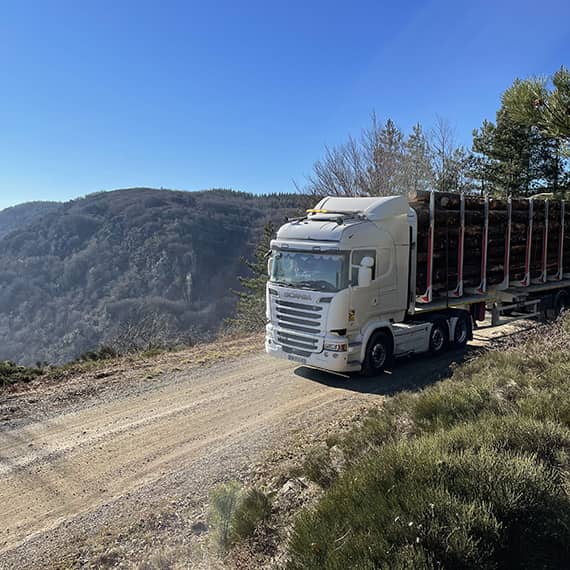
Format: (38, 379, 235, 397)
(362, 331, 392, 376)
(547, 291, 569, 321)
(453, 314, 470, 347)
(429, 321, 448, 355)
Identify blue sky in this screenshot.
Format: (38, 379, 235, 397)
(0, 0, 568, 210)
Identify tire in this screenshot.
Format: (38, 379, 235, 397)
(453, 314, 470, 347)
(547, 291, 569, 321)
(362, 331, 393, 376)
(429, 321, 449, 355)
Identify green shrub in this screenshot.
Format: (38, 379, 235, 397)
(209, 483, 272, 550)
(288, 438, 570, 570)
(231, 488, 272, 541)
(78, 345, 118, 362)
(303, 446, 337, 488)
(412, 378, 502, 431)
(0, 360, 44, 387)
(209, 481, 241, 552)
(340, 394, 416, 462)
(440, 415, 570, 475)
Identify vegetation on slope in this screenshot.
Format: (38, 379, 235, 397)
(0, 188, 305, 365)
(0, 361, 44, 387)
(287, 318, 570, 569)
(0, 200, 62, 240)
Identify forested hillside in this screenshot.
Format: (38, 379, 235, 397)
(0, 188, 305, 365)
(0, 201, 62, 240)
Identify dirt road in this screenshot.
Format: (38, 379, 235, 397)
(0, 327, 526, 569)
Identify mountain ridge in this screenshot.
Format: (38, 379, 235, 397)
(0, 187, 306, 365)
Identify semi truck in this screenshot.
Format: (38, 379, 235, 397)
(265, 191, 570, 375)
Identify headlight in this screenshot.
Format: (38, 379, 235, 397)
(324, 342, 348, 352)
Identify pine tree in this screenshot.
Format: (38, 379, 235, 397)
(502, 66, 570, 143)
(227, 221, 275, 332)
(471, 107, 568, 197)
(369, 118, 405, 195)
(402, 123, 433, 193)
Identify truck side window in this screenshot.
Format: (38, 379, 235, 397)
(351, 249, 376, 285)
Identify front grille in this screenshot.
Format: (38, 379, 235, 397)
(274, 299, 323, 355)
(277, 331, 318, 351)
(275, 300, 322, 334)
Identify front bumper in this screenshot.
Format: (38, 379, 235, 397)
(265, 325, 358, 373)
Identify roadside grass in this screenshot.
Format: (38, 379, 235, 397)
(0, 360, 44, 387)
(1, 333, 263, 392)
(287, 316, 570, 569)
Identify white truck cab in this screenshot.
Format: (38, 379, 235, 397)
(265, 196, 453, 374)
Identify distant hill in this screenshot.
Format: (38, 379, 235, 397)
(0, 188, 307, 365)
(0, 201, 62, 239)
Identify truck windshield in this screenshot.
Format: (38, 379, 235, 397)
(270, 250, 347, 292)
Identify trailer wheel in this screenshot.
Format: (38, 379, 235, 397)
(362, 331, 392, 376)
(453, 314, 470, 347)
(429, 321, 448, 355)
(548, 291, 569, 321)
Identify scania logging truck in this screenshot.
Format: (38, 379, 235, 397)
(265, 192, 570, 375)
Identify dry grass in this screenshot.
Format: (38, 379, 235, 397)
(2, 333, 264, 394)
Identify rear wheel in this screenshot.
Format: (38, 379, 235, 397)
(362, 331, 392, 376)
(547, 291, 569, 321)
(429, 321, 448, 355)
(453, 314, 470, 347)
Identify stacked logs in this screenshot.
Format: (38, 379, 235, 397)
(487, 198, 508, 286)
(530, 200, 546, 281)
(410, 191, 566, 299)
(509, 199, 530, 283)
(547, 201, 562, 277)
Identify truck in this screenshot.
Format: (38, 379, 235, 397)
(265, 191, 570, 375)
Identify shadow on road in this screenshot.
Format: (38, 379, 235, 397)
(294, 345, 484, 396)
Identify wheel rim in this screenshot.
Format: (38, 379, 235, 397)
(455, 319, 468, 344)
(371, 343, 386, 368)
(432, 327, 444, 352)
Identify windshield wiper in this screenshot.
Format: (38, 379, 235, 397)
(295, 280, 336, 292)
(271, 280, 295, 288)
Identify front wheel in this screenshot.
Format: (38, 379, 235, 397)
(362, 331, 393, 376)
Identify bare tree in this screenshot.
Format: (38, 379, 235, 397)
(300, 114, 407, 198)
(300, 114, 473, 199)
(429, 116, 470, 193)
(109, 309, 191, 354)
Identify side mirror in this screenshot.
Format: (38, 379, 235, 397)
(357, 256, 374, 288)
(267, 257, 274, 276)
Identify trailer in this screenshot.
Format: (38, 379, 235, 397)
(265, 192, 570, 375)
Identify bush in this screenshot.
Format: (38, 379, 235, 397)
(288, 438, 570, 569)
(303, 446, 337, 488)
(209, 483, 272, 551)
(209, 481, 241, 552)
(78, 345, 118, 362)
(231, 488, 272, 541)
(0, 360, 44, 387)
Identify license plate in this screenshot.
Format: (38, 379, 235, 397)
(287, 354, 307, 364)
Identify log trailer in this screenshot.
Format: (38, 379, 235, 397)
(265, 192, 570, 375)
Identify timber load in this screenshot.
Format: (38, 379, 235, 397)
(410, 190, 567, 304)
